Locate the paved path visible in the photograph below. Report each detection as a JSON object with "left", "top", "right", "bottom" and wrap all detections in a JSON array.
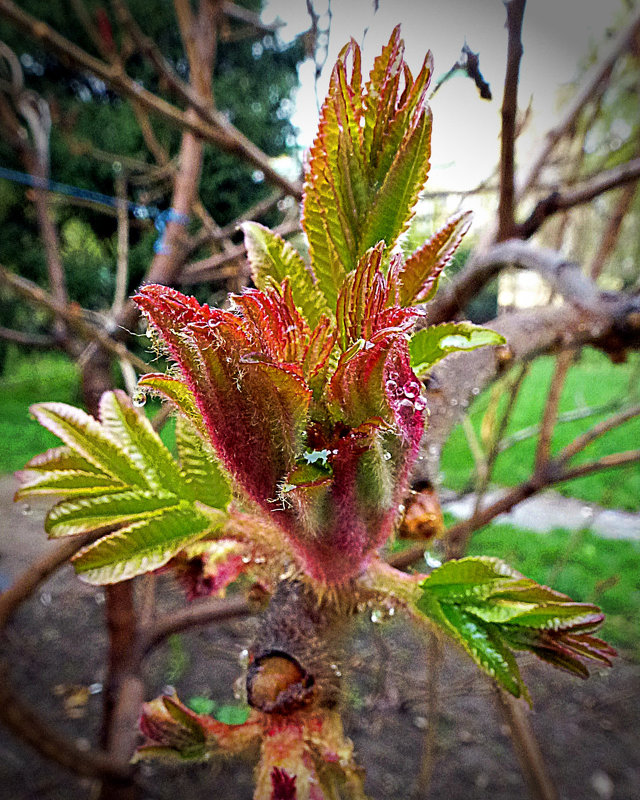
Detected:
[{"left": 444, "top": 489, "right": 640, "bottom": 541}]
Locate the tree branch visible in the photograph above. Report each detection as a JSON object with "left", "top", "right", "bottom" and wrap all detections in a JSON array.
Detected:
[
  {"left": 517, "top": 156, "right": 640, "bottom": 239},
  {"left": 0, "top": 264, "right": 149, "bottom": 372},
  {"left": 0, "top": 326, "right": 55, "bottom": 347},
  {"left": 0, "top": 0, "right": 302, "bottom": 200},
  {"left": 558, "top": 404, "right": 640, "bottom": 463},
  {"left": 497, "top": 0, "right": 526, "bottom": 241},
  {"left": 518, "top": 8, "right": 640, "bottom": 196}
]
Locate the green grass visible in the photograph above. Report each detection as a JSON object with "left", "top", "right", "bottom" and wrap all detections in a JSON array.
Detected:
[
  {"left": 441, "top": 348, "right": 640, "bottom": 510},
  {"left": 466, "top": 522, "right": 640, "bottom": 658},
  {"left": 0, "top": 350, "right": 175, "bottom": 473},
  {"left": 0, "top": 352, "right": 82, "bottom": 473}
]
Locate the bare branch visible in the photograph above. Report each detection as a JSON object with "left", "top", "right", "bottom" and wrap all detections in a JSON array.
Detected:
[
  {"left": 141, "top": 594, "right": 252, "bottom": 653},
  {"left": 496, "top": 689, "right": 559, "bottom": 800},
  {"left": 534, "top": 350, "right": 573, "bottom": 473},
  {"left": 558, "top": 404, "right": 640, "bottom": 463},
  {"left": 0, "top": 326, "right": 55, "bottom": 347},
  {"left": 517, "top": 156, "right": 640, "bottom": 239},
  {"left": 518, "top": 8, "right": 640, "bottom": 196},
  {"left": 0, "top": 264, "right": 149, "bottom": 372},
  {"left": 497, "top": 0, "right": 526, "bottom": 241},
  {"left": 559, "top": 448, "right": 640, "bottom": 482},
  {"left": 428, "top": 238, "right": 626, "bottom": 323},
  {"left": 0, "top": 662, "right": 133, "bottom": 782},
  {"left": 0, "top": 0, "right": 302, "bottom": 200}
]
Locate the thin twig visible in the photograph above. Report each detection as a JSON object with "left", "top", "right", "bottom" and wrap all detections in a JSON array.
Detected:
[
  {"left": 0, "top": 0, "right": 303, "bottom": 199},
  {"left": 497, "top": 0, "right": 526, "bottom": 241},
  {"left": 140, "top": 594, "right": 252, "bottom": 654},
  {"left": 496, "top": 689, "right": 559, "bottom": 800},
  {"left": 534, "top": 350, "right": 574, "bottom": 474},
  {"left": 518, "top": 8, "right": 640, "bottom": 196},
  {"left": 558, "top": 404, "right": 640, "bottom": 463},
  {"left": 0, "top": 264, "right": 149, "bottom": 372},
  {"left": 518, "top": 156, "right": 640, "bottom": 239}
]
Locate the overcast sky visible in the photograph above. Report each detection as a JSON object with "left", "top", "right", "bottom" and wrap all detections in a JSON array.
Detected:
[{"left": 264, "top": 0, "right": 623, "bottom": 191}]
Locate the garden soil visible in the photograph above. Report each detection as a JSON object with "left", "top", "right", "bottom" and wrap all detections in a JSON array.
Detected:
[{"left": 1, "top": 476, "right": 638, "bottom": 800}]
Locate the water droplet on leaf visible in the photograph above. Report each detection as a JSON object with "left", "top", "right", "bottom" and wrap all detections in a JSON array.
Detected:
[{"left": 132, "top": 390, "right": 146, "bottom": 407}]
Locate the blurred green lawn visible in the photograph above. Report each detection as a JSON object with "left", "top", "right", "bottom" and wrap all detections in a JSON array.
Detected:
[{"left": 441, "top": 348, "right": 640, "bottom": 511}]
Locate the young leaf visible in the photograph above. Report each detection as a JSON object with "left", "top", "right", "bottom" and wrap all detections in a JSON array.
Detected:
[
  {"left": 242, "top": 222, "right": 330, "bottom": 327},
  {"left": 409, "top": 322, "right": 506, "bottom": 376},
  {"left": 359, "top": 107, "right": 432, "bottom": 254},
  {"left": 98, "top": 390, "right": 184, "bottom": 493},
  {"left": 416, "top": 557, "right": 614, "bottom": 698},
  {"left": 45, "top": 489, "right": 180, "bottom": 537},
  {"left": 29, "top": 402, "right": 149, "bottom": 488},
  {"left": 398, "top": 211, "right": 472, "bottom": 305},
  {"left": 175, "top": 414, "right": 230, "bottom": 509},
  {"left": 71, "top": 503, "right": 218, "bottom": 584}
]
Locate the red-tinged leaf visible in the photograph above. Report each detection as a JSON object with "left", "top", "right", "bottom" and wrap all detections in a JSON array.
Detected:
[
  {"left": 360, "top": 107, "right": 432, "bottom": 254},
  {"left": 336, "top": 245, "right": 416, "bottom": 351},
  {"left": 136, "top": 694, "right": 261, "bottom": 763},
  {"left": 137, "top": 373, "right": 206, "bottom": 438},
  {"left": 301, "top": 315, "right": 336, "bottom": 382},
  {"left": 362, "top": 25, "right": 404, "bottom": 169},
  {"left": 328, "top": 338, "right": 395, "bottom": 428},
  {"left": 170, "top": 540, "right": 248, "bottom": 600},
  {"left": 136, "top": 286, "right": 312, "bottom": 507},
  {"left": 241, "top": 222, "right": 330, "bottom": 327},
  {"left": 398, "top": 211, "right": 472, "bottom": 305},
  {"left": 233, "top": 283, "right": 308, "bottom": 368},
  {"left": 271, "top": 767, "right": 297, "bottom": 800},
  {"left": 374, "top": 50, "right": 434, "bottom": 182}
]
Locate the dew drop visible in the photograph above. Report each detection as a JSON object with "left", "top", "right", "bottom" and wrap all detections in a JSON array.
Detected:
[
  {"left": 241, "top": 555, "right": 252, "bottom": 564},
  {"left": 88, "top": 682, "right": 103, "bottom": 695},
  {"left": 238, "top": 648, "right": 250, "bottom": 668},
  {"left": 472, "top": 387, "right": 480, "bottom": 396},
  {"left": 370, "top": 609, "right": 384, "bottom": 624},
  {"left": 414, "top": 396, "right": 427, "bottom": 412},
  {"left": 404, "top": 381, "right": 421, "bottom": 399},
  {"left": 385, "top": 379, "right": 398, "bottom": 393},
  {"left": 254, "top": 556, "right": 266, "bottom": 564},
  {"left": 40, "top": 591, "right": 52, "bottom": 606},
  {"left": 21, "top": 503, "right": 32, "bottom": 516},
  {"left": 132, "top": 389, "right": 146, "bottom": 408},
  {"left": 383, "top": 451, "right": 392, "bottom": 461},
  {"left": 424, "top": 551, "right": 442, "bottom": 569},
  {"left": 387, "top": 371, "right": 399, "bottom": 381},
  {"left": 397, "top": 398, "right": 414, "bottom": 416},
  {"left": 450, "top": 398, "right": 458, "bottom": 407}
]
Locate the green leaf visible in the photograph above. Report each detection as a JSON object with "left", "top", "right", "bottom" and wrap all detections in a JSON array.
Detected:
[
  {"left": 213, "top": 705, "right": 251, "bottom": 726},
  {"left": 21, "top": 446, "right": 105, "bottom": 474},
  {"left": 137, "top": 374, "right": 206, "bottom": 438},
  {"left": 242, "top": 222, "right": 330, "bottom": 326},
  {"left": 29, "top": 402, "right": 148, "bottom": 487},
  {"left": 45, "top": 489, "right": 179, "bottom": 537},
  {"left": 98, "top": 391, "right": 185, "bottom": 493},
  {"left": 415, "top": 557, "right": 612, "bottom": 697},
  {"left": 15, "top": 470, "right": 126, "bottom": 500},
  {"left": 360, "top": 108, "right": 432, "bottom": 253},
  {"left": 72, "top": 504, "right": 216, "bottom": 584},
  {"left": 410, "top": 322, "right": 506, "bottom": 376},
  {"left": 437, "top": 604, "right": 527, "bottom": 698},
  {"left": 175, "top": 414, "right": 230, "bottom": 509}
]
